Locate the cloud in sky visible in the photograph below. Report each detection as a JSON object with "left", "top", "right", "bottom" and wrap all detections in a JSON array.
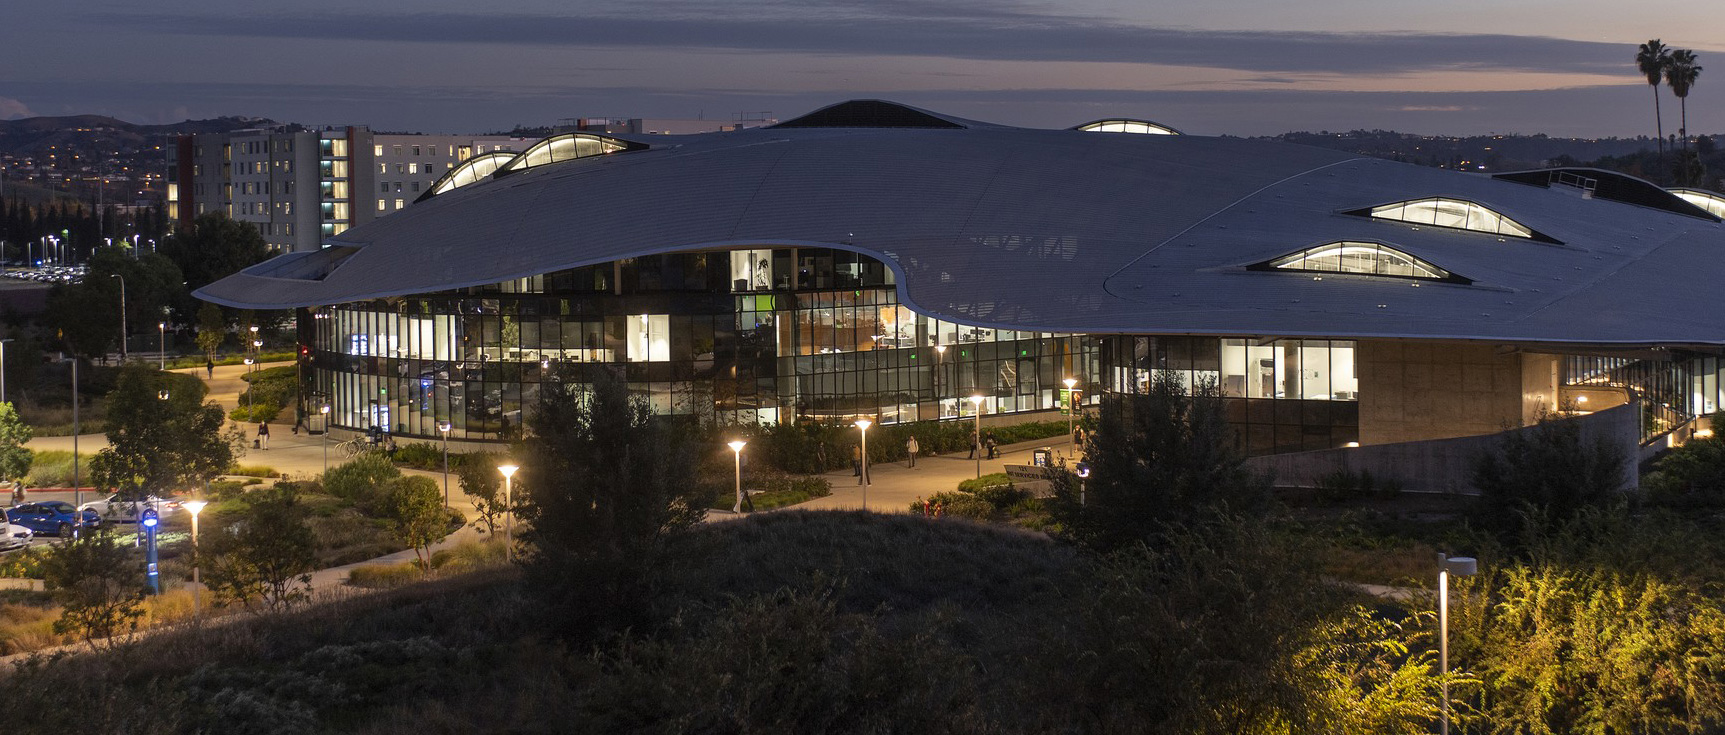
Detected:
[
  {"left": 0, "top": 97, "right": 34, "bottom": 119},
  {"left": 96, "top": 8, "right": 1628, "bottom": 77}
]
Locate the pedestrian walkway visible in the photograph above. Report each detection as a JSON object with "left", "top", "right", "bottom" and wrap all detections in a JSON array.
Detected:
[{"left": 792, "top": 436, "right": 1078, "bottom": 513}]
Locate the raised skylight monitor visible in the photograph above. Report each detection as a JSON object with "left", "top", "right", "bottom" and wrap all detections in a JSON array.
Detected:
[
  {"left": 1669, "top": 188, "right": 1725, "bottom": 218},
  {"left": 1347, "top": 197, "right": 1555, "bottom": 242},
  {"left": 498, "top": 133, "right": 637, "bottom": 175},
  {"left": 1073, "top": 119, "right": 1181, "bottom": 135},
  {"left": 419, "top": 151, "right": 516, "bottom": 202},
  {"left": 1253, "top": 241, "right": 1470, "bottom": 284}
]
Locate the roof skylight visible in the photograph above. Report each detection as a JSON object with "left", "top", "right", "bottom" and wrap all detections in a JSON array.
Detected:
[
  {"left": 1254, "top": 241, "right": 1469, "bottom": 283},
  {"left": 1669, "top": 188, "right": 1725, "bottom": 218},
  {"left": 1349, "top": 197, "right": 1546, "bottom": 241},
  {"left": 498, "top": 133, "right": 636, "bottom": 175},
  {"left": 1073, "top": 119, "right": 1181, "bottom": 135},
  {"left": 418, "top": 151, "right": 516, "bottom": 202}
]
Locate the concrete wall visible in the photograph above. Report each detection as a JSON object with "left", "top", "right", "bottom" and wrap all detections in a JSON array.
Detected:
[
  {"left": 1246, "top": 401, "right": 1641, "bottom": 494},
  {"left": 1359, "top": 341, "right": 1528, "bottom": 445}
]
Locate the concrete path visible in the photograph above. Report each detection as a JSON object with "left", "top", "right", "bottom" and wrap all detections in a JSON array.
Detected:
[{"left": 783, "top": 436, "right": 1079, "bottom": 514}]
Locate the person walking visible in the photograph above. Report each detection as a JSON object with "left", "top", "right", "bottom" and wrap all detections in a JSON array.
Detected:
[
  {"left": 985, "top": 432, "right": 998, "bottom": 460},
  {"left": 257, "top": 421, "right": 270, "bottom": 450},
  {"left": 852, "top": 444, "right": 863, "bottom": 478},
  {"left": 906, "top": 435, "right": 919, "bottom": 468},
  {"left": 205, "top": 358, "right": 215, "bottom": 379},
  {"left": 968, "top": 430, "right": 979, "bottom": 459}
]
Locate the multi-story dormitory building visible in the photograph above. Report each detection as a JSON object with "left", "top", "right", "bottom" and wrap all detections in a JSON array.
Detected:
[{"left": 167, "top": 126, "right": 531, "bottom": 252}]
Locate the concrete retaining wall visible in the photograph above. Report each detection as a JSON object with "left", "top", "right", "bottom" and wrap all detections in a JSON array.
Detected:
[{"left": 1246, "top": 402, "right": 1641, "bottom": 494}]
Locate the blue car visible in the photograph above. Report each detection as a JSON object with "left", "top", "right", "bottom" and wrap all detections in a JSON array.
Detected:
[{"left": 8, "top": 501, "right": 100, "bottom": 537}]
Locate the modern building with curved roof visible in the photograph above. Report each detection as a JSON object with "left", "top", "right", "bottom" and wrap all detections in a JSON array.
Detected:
[{"left": 199, "top": 100, "right": 1725, "bottom": 454}]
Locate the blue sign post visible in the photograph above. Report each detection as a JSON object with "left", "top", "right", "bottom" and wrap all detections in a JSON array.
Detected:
[{"left": 140, "top": 508, "right": 160, "bottom": 595}]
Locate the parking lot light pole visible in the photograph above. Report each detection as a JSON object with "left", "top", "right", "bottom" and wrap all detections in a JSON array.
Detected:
[
  {"left": 320, "top": 405, "right": 331, "bottom": 474},
  {"left": 158, "top": 322, "right": 166, "bottom": 370},
  {"left": 1063, "top": 378, "right": 1078, "bottom": 441},
  {"left": 1440, "top": 553, "right": 1478, "bottom": 735},
  {"left": 438, "top": 421, "right": 452, "bottom": 507},
  {"left": 727, "top": 440, "right": 747, "bottom": 513},
  {"left": 968, "top": 395, "right": 985, "bottom": 479},
  {"left": 182, "top": 500, "right": 208, "bottom": 612},
  {"left": 498, "top": 464, "right": 519, "bottom": 562},
  {"left": 853, "top": 420, "right": 872, "bottom": 508}
]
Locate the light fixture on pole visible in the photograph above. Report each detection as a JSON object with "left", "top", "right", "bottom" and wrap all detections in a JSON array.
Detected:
[
  {"left": 182, "top": 500, "right": 208, "bottom": 611},
  {"left": 157, "top": 390, "right": 169, "bottom": 400},
  {"left": 968, "top": 395, "right": 985, "bottom": 479},
  {"left": 1075, "top": 462, "right": 1091, "bottom": 506},
  {"left": 1062, "top": 377, "right": 1079, "bottom": 441},
  {"left": 1439, "top": 553, "right": 1477, "bottom": 735},
  {"left": 109, "top": 273, "right": 127, "bottom": 362},
  {"left": 243, "top": 357, "right": 255, "bottom": 414},
  {"left": 853, "top": 419, "right": 871, "bottom": 508},
  {"left": 727, "top": 440, "right": 747, "bottom": 513},
  {"left": 437, "top": 421, "right": 453, "bottom": 506},
  {"left": 158, "top": 322, "right": 166, "bottom": 371},
  {"left": 319, "top": 404, "right": 331, "bottom": 474},
  {"left": 498, "top": 464, "right": 519, "bottom": 562}
]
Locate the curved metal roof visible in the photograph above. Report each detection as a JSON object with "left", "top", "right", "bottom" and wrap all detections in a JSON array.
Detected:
[{"left": 198, "top": 100, "right": 1725, "bottom": 348}]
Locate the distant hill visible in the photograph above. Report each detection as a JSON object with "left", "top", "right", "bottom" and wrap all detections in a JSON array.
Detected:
[{"left": 0, "top": 114, "right": 276, "bottom": 158}]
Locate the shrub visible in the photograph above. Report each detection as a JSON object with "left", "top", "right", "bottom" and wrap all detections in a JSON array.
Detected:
[
  {"left": 958, "top": 472, "right": 1012, "bottom": 493},
  {"left": 0, "top": 547, "right": 50, "bottom": 579},
  {"left": 1644, "top": 434, "right": 1725, "bottom": 509},
  {"left": 430, "top": 538, "right": 509, "bottom": 574},
  {"left": 225, "top": 463, "right": 278, "bottom": 478},
  {"left": 322, "top": 453, "right": 400, "bottom": 506},
  {"left": 22, "top": 450, "right": 85, "bottom": 489},
  {"left": 345, "top": 562, "right": 423, "bottom": 589},
  {"left": 974, "top": 484, "right": 1032, "bottom": 511},
  {"left": 911, "top": 491, "right": 994, "bottom": 520},
  {"left": 1472, "top": 413, "right": 1627, "bottom": 540},
  {"left": 1312, "top": 468, "right": 1403, "bottom": 504},
  {"left": 228, "top": 402, "right": 282, "bottom": 424},
  {"left": 390, "top": 442, "right": 453, "bottom": 471}
]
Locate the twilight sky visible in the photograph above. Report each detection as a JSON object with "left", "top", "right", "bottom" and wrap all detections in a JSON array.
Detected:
[{"left": 2, "top": 0, "right": 1720, "bottom": 137}]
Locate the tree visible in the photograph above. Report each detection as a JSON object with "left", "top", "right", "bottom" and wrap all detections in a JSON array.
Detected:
[
  {"left": 383, "top": 475, "right": 448, "bottom": 572},
  {"left": 89, "top": 364, "right": 239, "bottom": 499},
  {"left": 0, "top": 402, "right": 32, "bottom": 483},
  {"left": 456, "top": 451, "right": 507, "bottom": 536},
  {"left": 1470, "top": 412, "right": 1627, "bottom": 541},
  {"left": 41, "top": 531, "right": 146, "bottom": 649},
  {"left": 1642, "top": 414, "right": 1725, "bottom": 509},
  {"left": 1665, "top": 49, "right": 1703, "bottom": 155},
  {"left": 322, "top": 451, "right": 399, "bottom": 505},
  {"left": 519, "top": 372, "right": 706, "bottom": 637},
  {"left": 157, "top": 212, "right": 270, "bottom": 293},
  {"left": 200, "top": 484, "right": 319, "bottom": 612},
  {"left": 1637, "top": 40, "right": 1672, "bottom": 178},
  {"left": 43, "top": 276, "right": 119, "bottom": 361},
  {"left": 84, "top": 245, "right": 186, "bottom": 334},
  {"left": 1047, "top": 371, "right": 1265, "bottom": 553},
  {"left": 195, "top": 300, "right": 226, "bottom": 361}
]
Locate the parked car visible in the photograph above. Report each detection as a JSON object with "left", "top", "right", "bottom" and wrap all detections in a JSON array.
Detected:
[
  {"left": 78, "top": 494, "right": 181, "bottom": 524},
  {"left": 0, "top": 510, "right": 31, "bottom": 551},
  {"left": 8, "top": 502, "right": 100, "bottom": 537}
]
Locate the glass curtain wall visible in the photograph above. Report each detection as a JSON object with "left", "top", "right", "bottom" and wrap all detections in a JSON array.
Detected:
[
  {"left": 302, "top": 247, "right": 1096, "bottom": 441},
  {"left": 1563, "top": 353, "right": 1725, "bottom": 440},
  {"left": 1099, "top": 336, "right": 1360, "bottom": 455}
]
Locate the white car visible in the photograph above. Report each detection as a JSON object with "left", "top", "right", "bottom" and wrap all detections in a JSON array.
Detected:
[
  {"left": 0, "top": 511, "right": 31, "bottom": 551},
  {"left": 77, "top": 495, "right": 182, "bottom": 524}
]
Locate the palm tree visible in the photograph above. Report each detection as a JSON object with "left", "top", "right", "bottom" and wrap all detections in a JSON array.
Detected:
[
  {"left": 1637, "top": 40, "right": 1671, "bottom": 172},
  {"left": 1665, "top": 49, "right": 1702, "bottom": 155}
]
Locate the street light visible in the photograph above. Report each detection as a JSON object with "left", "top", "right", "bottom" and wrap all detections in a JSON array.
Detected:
[
  {"left": 158, "top": 322, "right": 166, "bottom": 371},
  {"left": 933, "top": 344, "right": 946, "bottom": 413},
  {"left": 182, "top": 500, "right": 208, "bottom": 611},
  {"left": 727, "top": 440, "right": 747, "bottom": 513},
  {"left": 438, "top": 421, "right": 452, "bottom": 507},
  {"left": 853, "top": 419, "right": 872, "bottom": 508},
  {"left": 243, "top": 357, "right": 255, "bottom": 415},
  {"left": 319, "top": 404, "right": 331, "bottom": 474},
  {"left": 1063, "top": 377, "right": 1079, "bottom": 442},
  {"left": 968, "top": 395, "right": 985, "bottom": 479},
  {"left": 1075, "top": 462, "right": 1091, "bottom": 506},
  {"left": 109, "top": 274, "right": 126, "bottom": 362},
  {"left": 1439, "top": 553, "right": 1478, "bottom": 735},
  {"left": 498, "top": 464, "right": 518, "bottom": 562}
]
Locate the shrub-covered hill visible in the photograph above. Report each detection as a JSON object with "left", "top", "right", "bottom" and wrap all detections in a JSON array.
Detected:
[{"left": 1, "top": 512, "right": 1420, "bottom": 735}]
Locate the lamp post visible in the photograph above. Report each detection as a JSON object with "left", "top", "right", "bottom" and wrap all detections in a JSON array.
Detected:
[
  {"left": 853, "top": 419, "right": 871, "bottom": 509},
  {"left": 438, "top": 421, "right": 452, "bottom": 507},
  {"left": 727, "top": 440, "right": 747, "bottom": 513},
  {"left": 182, "top": 500, "right": 208, "bottom": 611},
  {"left": 1439, "top": 553, "right": 1478, "bottom": 735},
  {"left": 968, "top": 395, "right": 985, "bottom": 479},
  {"left": 1063, "top": 377, "right": 1078, "bottom": 441},
  {"left": 1075, "top": 462, "right": 1091, "bottom": 506},
  {"left": 319, "top": 404, "right": 331, "bottom": 474},
  {"left": 243, "top": 357, "right": 255, "bottom": 415},
  {"left": 109, "top": 273, "right": 126, "bottom": 363},
  {"left": 158, "top": 322, "right": 166, "bottom": 371},
  {"left": 498, "top": 464, "right": 518, "bottom": 562}
]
